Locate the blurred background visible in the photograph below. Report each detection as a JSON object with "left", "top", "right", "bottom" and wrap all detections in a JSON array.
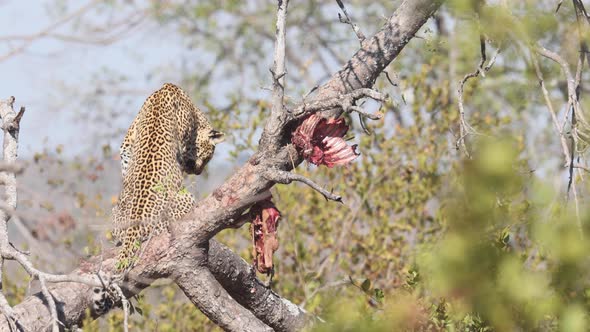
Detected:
[{"left": 1, "top": 0, "right": 590, "bottom": 331}]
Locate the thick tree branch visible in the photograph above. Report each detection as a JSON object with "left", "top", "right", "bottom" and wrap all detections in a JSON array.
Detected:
[
  {"left": 207, "top": 240, "right": 311, "bottom": 332},
  {"left": 316, "top": 0, "right": 443, "bottom": 118},
  {"left": 174, "top": 265, "right": 272, "bottom": 332},
  {"left": 0, "top": 238, "right": 307, "bottom": 331}
]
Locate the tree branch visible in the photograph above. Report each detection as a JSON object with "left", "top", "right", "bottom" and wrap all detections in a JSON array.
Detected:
[
  {"left": 174, "top": 265, "right": 272, "bottom": 332},
  {"left": 263, "top": 169, "right": 343, "bottom": 202},
  {"left": 336, "top": 0, "right": 366, "bottom": 44},
  {"left": 207, "top": 240, "right": 311, "bottom": 332}
]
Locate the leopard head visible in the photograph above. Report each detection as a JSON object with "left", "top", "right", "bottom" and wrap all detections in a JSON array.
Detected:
[{"left": 185, "top": 128, "right": 225, "bottom": 175}]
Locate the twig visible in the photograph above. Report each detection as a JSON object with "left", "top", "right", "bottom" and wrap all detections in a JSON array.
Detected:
[
  {"left": 556, "top": 0, "right": 564, "bottom": 12},
  {"left": 0, "top": 1, "right": 101, "bottom": 62},
  {"left": 0, "top": 162, "right": 24, "bottom": 175},
  {"left": 112, "top": 284, "right": 129, "bottom": 332},
  {"left": 383, "top": 70, "right": 398, "bottom": 87},
  {"left": 536, "top": 43, "right": 585, "bottom": 237},
  {"left": 336, "top": 0, "right": 366, "bottom": 44},
  {"left": 456, "top": 37, "right": 501, "bottom": 157},
  {"left": 347, "top": 276, "right": 382, "bottom": 308},
  {"left": 300, "top": 279, "right": 351, "bottom": 307},
  {"left": 262, "top": 169, "right": 342, "bottom": 202},
  {"left": 38, "top": 275, "right": 60, "bottom": 332},
  {"left": 531, "top": 54, "right": 570, "bottom": 165},
  {"left": 572, "top": 163, "right": 590, "bottom": 172}
]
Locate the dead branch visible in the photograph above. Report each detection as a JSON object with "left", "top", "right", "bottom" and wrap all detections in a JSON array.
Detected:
[
  {"left": 0, "top": 1, "right": 100, "bottom": 62},
  {"left": 0, "top": 238, "right": 306, "bottom": 331},
  {"left": 207, "top": 240, "right": 311, "bottom": 331},
  {"left": 336, "top": 0, "right": 366, "bottom": 44},
  {"left": 531, "top": 54, "right": 570, "bottom": 166},
  {"left": 536, "top": 42, "right": 586, "bottom": 236},
  {"left": 456, "top": 36, "right": 501, "bottom": 157},
  {"left": 270, "top": 0, "right": 289, "bottom": 119},
  {"left": 263, "top": 169, "right": 342, "bottom": 202},
  {"left": 0, "top": 98, "right": 104, "bottom": 332},
  {"left": 112, "top": 284, "right": 128, "bottom": 332}
]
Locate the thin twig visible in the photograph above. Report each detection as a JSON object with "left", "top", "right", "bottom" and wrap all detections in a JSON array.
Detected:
[
  {"left": 38, "top": 275, "right": 60, "bottom": 332},
  {"left": 262, "top": 169, "right": 342, "bottom": 202},
  {"left": 536, "top": 42, "right": 585, "bottom": 237},
  {"left": 556, "top": 0, "right": 564, "bottom": 12},
  {"left": 456, "top": 37, "right": 501, "bottom": 157},
  {"left": 112, "top": 284, "right": 129, "bottom": 332},
  {"left": 336, "top": 0, "right": 366, "bottom": 44},
  {"left": 531, "top": 54, "right": 570, "bottom": 165},
  {"left": 0, "top": 1, "right": 101, "bottom": 62}
]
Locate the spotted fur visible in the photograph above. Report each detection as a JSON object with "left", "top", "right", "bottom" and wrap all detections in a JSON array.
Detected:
[{"left": 112, "top": 83, "right": 224, "bottom": 270}]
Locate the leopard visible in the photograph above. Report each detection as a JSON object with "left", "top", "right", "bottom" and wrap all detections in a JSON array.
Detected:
[
  {"left": 92, "top": 83, "right": 224, "bottom": 315},
  {"left": 112, "top": 82, "right": 224, "bottom": 270}
]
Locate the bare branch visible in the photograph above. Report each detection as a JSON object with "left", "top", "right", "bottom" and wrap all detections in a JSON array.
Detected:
[
  {"left": 0, "top": 1, "right": 101, "bottom": 62},
  {"left": 536, "top": 43, "right": 585, "bottom": 236},
  {"left": 315, "top": 0, "right": 443, "bottom": 119},
  {"left": 112, "top": 284, "right": 128, "bottom": 332},
  {"left": 531, "top": 54, "right": 570, "bottom": 165},
  {"left": 556, "top": 0, "right": 564, "bottom": 12},
  {"left": 456, "top": 38, "right": 501, "bottom": 157},
  {"left": 38, "top": 275, "right": 60, "bottom": 332},
  {"left": 0, "top": 162, "right": 24, "bottom": 175},
  {"left": 208, "top": 240, "right": 312, "bottom": 332},
  {"left": 263, "top": 169, "right": 342, "bottom": 202},
  {"left": 174, "top": 264, "right": 272, "bottom": 332},
  {"left": 336, "top": 0, "right": 366, "bottom": 44},
  {"left": 269, "top": 0, "right": 290, "bottom": 128},
  {"left": 0, "top": 97, "right": 22, "bottom": 329},
  {"left": 258, "top": 0, "right": 443, "bottom": 152}
]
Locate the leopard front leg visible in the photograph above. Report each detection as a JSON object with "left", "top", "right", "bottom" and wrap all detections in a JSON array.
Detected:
[{"left": 115, "top": 225, "right": 142, "bottom": 271}]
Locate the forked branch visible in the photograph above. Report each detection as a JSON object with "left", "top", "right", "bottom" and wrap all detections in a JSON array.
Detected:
[{"left": 263, "top": 169, "right": 342, "bottom": 202}]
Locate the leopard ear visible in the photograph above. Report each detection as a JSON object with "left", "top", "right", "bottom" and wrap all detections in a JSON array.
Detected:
[{"left": 209, "top": 130, "right": 225, "bottom": 144}]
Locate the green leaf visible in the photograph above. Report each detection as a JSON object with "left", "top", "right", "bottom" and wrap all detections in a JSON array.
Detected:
[
  {"left": 373, "top": 288, "right": 384, "bottom": 302},
  {"left": 361, "top": 278, "right": 371, "bottom": 292}
]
